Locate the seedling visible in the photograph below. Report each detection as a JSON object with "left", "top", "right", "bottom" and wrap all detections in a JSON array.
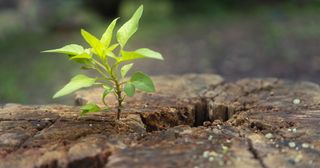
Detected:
[{"left": 43, "top": 5, "right": 163, "bottom": 119}]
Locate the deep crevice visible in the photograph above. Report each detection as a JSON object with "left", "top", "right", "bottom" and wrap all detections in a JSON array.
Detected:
[
  {"left": 139, "top": 97, "right": 237, "bottom": 131},
  {"left": 19, "top": 117, "right": 59, "bottom": 149},
  {"left": 247, "top": 138, "right": 267, "bottom": 168},
  {"left": 67, "top": 150, "right": 111, "bottom": 168},
  {"left": 193, "top": 98, "right": 210, "bottom": 126}
]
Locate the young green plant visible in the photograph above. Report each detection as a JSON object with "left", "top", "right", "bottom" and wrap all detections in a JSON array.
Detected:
[{"left": 42, "top": 5, "right": 163, "bottom": 119}]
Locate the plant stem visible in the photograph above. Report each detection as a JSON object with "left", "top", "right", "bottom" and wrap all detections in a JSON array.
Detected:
[
  {"left": 109, "top": 65, "right": 123, "bottom": 120},
  {"left": 114, "top": 77, "right": 123, "bottom": 120}
]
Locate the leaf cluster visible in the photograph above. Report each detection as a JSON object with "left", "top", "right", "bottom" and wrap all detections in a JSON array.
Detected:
[{"left": 43, "top": 5, "right": 163, "bottom": 115}]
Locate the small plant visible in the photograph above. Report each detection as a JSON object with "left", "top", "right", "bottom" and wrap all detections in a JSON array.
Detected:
[{"left": 43, "top": 5, "right": 163, "bottom": 119}]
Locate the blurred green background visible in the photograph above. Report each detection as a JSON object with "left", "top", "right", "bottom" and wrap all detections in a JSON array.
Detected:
[{"left": 1, "top": 0, "right": 320, "bottom": 105}]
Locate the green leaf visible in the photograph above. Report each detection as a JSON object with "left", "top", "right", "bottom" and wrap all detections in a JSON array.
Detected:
[
  {"left": 69, "top": 53, "right": 92, "bottom": 64},
  {"left": 101, "top": 18, "right": 119, "bottom": 48},
  {"left": 80, "top": 103, "right": 101, "bottom": 116},
  {"left": 42, "top": 44, "right": 84, "bottom": 55},
  {"left": 69, "top": 52, "right": 91, "bottom": 60},
  {"left": 108, "top": 44, "right": 119, "bottom": 51},
  {"left": 121, "top": 63, "right": 133, "bottom": 78},
  {"left": 53, "top": 74, "right": 96, "bottom": 98},
  {"left": 130, "top": 72, "right": 155, "bottom": 92},
  {"left": 135, "top": 48, "right": 163, "bottom": 60},
  {"left": 124, "top": 82, "right": 135, "bottom": 97},
  {"left": 119, "top": 48, "right": 163, "bottom": 62},
  {"left": 105, "top": 44, "right": 118, "bottom": 59},
  {"left": 102, "top": 85, "right": 113, "bottom": 103},
  {"left": 81, "top": 29, "right": 104, "bottom": 57},
  {"left": 116, "top": 5, "right": 143, "bottom": 48},
  {"left": 106, "top": 51, "right": 118, "bottom": 60}
]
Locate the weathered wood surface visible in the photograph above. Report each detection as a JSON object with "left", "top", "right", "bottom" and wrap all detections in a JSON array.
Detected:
[{"left": 0, "top": 74, "right": 320, "bottom": 168}]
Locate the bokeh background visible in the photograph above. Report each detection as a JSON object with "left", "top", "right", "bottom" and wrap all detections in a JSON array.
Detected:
[{"left": 1, "top": 0, "right": 320, "bottom": 105}]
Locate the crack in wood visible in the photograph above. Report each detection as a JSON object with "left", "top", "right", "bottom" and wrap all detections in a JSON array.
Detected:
[
  {"left": 247, "top": 138, "right": 267, "bottom": 168},
  {"left": 19, "top": 117, "right": 60, "bottom": 149}
]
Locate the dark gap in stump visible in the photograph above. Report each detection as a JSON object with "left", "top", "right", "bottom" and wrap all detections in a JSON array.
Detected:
[
  {"left": 207, "top": 100, "right": 235, "bottom": 122},
  {"left": 140, "top": 98, "right": 237, "bottom": 131},
  {"left": 67, "top": 150, "right": 111, "bottom": 168},
  {"left": 193, "top": 98, "right": 209, "bottom": 126},
  {"left": 194, "top": 98, "right": 236, "bottom": 127}
]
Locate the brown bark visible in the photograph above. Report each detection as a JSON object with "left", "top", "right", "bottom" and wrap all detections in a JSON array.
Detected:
[{"left": 1, "top": 74, "right": 320, "bottom": 168}]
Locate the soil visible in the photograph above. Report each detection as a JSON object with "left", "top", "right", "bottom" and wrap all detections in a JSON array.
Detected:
[{"left": 0, "top": 74, "right": 320, "bottom": 168}]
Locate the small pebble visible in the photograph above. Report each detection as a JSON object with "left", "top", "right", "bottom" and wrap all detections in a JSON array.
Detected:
[
  {"left": 217, "top": 125, "right": 222, "bottom": 129},
  {"left": 293, "top": 98, "right": 301, "bottom": 105},
  {"left": 209, "top": 151, "right": 218, "bottom": 157},
  {"left": 288, "top": 128, "right": 292, "bottom": 132},
  {"left": 203, "top": 121, "right": 211, "bottom": 127},
  {"left": 288, "top": 142, "right": 296, "bottom": 148},
  {"left": 209, "top": 157, "right": 214, "bottom": 162},
  {"left": 89, "top": 124, "right": 93, "bottom": 127},
  {"left": 302, "top": 143, "right": 309, "bottom": 148},
  {"left": 196, "top": 141, "right": 204, "bottom": 145},
  {"left": 275, "top": 144, "right": 279, "bottom": 148},
  {"left": 208, "top": 135, "right": 213, "bottom": 141},
  {"left": 44, "top": 118, "right": 51, "bottom": 121},
  {"left": 203, "top": 151, "right": 209, "bottom": 158},
  {"left": 292, "top": 128, "right": 297, "bottom": 132},
  {"left": 36, "top": 123, "right": 41, "bottom": 127},
  {"left": 265, "top": 133, "right": 273, "bottom": 139},
  {"left": 169, "top": 107, "right": 175, "bottom": 112}
]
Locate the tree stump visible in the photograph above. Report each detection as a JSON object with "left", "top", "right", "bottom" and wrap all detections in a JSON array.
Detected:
[{"left": 0, "top": 74, "right": 320, "bottom": 168}]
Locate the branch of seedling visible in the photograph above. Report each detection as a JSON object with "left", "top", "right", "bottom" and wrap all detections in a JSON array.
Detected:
[
  {"left": 42, "top": 5, "right": 163, "bottom": 120},
  {"left": 91, "top": 57, "right": 122, "bottom": 119}
]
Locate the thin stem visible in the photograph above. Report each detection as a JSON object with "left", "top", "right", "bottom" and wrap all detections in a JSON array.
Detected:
[
  {"left": 109, "top": 64, "right": 123, "bottom": 120},
  {"left": 119, "top": 81, "right": 129, "bottom": 85},
  {"left": 95, "top": 66, "right": 110, "bottom": 80},
  {"left": 102, "top": 96, "right": 108, "bottom": 106},
  {"left": 93, "top": 59, "right": 110, "bottom": 72},
  {"left": 92, "top": 56, "right": 123, "bottom": 120}
]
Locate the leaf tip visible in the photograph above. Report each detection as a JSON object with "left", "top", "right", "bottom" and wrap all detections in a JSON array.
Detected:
[
  {"left": 139, "top": 4, "right": 144, "bottom": 10},
  {"left": 52, "top": 94, "right": 59, "bottom": 99}
]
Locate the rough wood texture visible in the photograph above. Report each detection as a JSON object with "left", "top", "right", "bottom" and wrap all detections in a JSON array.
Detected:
[{"left": 0, "top": 74, "right": 320, "bottom": 168}]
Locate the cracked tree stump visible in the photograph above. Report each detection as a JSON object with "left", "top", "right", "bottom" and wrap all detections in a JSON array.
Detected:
[{"left": 0, "top": 74, "right": 320, "bottom": 168}]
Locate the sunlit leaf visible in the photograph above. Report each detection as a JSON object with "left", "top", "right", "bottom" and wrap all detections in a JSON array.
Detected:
[
  {"left": 116, "top": 5, "right": 143, "bottom": 48},
  {"left": 81, "top": 29, "right": 104, "bottom": 57},
  {"left": 119, "top": 48, "right": 163, "bottom": 62},
  {"left": 80, "top": 103, "right": 101, "bottom": 115},
  {"left": 135, "top": 48, "right": 163, "bottom": 60},
  {"left": 69, "top": 52, "right": 92, "bottom": 64},
  {"left": 69, "top": 52, "right": 91, "bottom": 60},
  {"left": 42, "top": 44, "right": 84, "bottom": 55},
  {"left": 124, "top": 82, "right": 135, "bottom": 97},
  {"left": 121, "top": 63, "right": 133, "bottom": 78},
  {"left": 53, "top": 74, "right": 96, "bottom": 98},
  {"left": 130, "top": 72, "right": 155, "bottom": 92},
  {"left": 101, "top": 18, "right": 119, "bottom": 48},
  {"left": 108, "top": 44, "right": 119, "bottom": 51},
  {"left": 106, "top": 50, "right": 118, "bottom": 60}
]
